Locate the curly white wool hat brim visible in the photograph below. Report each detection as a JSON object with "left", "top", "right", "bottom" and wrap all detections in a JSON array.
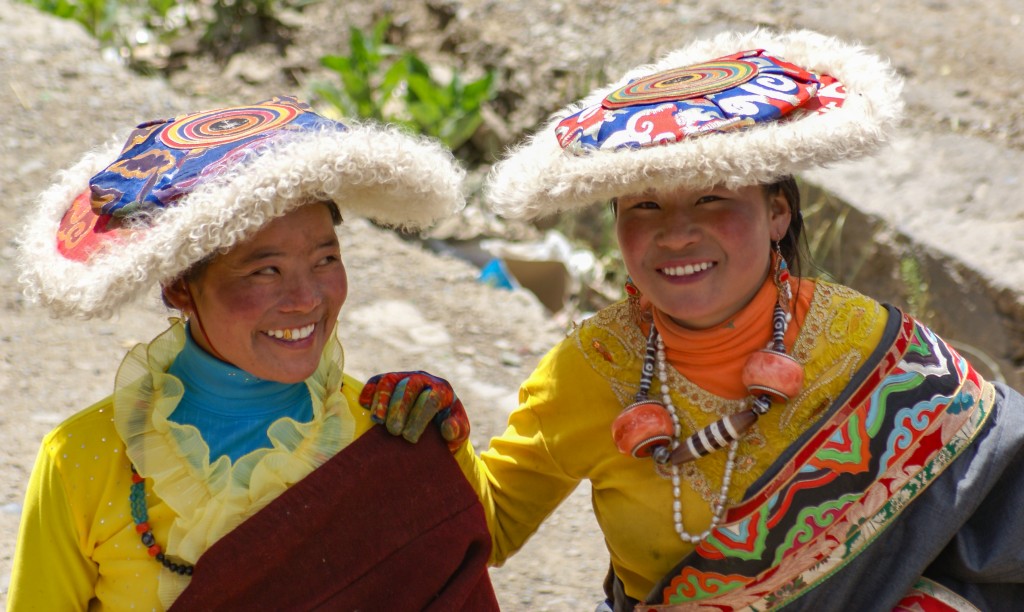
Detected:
[
  {"left": 485, "top": 28, "right": 904, "bottom": 219},
  {"left": 19, "top": 121, "right": 465, "bottom": 319}
]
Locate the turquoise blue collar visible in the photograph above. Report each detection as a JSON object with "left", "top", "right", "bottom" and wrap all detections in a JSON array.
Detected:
[
  {"left": 166, "top": 324, "right": 313, "bottom": 461},
  {"left": 167, "top": 324, "right": 310, "bottom": 415}
]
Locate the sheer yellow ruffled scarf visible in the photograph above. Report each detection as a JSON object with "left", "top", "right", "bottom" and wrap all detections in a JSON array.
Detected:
[{"left": 112, "top": 319, "right": 355, "bottom": 607}]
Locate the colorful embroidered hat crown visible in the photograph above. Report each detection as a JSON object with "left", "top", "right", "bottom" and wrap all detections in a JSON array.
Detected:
[
  {"left": 19, "top": 95, "right": 466, "bottom": 318},
  {"left": 485, "top": 29, "right": 904, "bottom": 219}
]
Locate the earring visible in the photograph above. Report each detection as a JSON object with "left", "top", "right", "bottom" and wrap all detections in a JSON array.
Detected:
[
  {"left": 737, "top": 241, "right": 804, "bottom": 411},
  {"left": 624, "top": 276, "right": 644, "bottom": 326},
  {"left": 772, "top": 241, "right": 792, "bottom": 324}
]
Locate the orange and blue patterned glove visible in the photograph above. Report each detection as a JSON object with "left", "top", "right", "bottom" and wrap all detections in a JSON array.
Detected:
[{"left": 359, "top": 371, "right": 470, "bottom": 452}]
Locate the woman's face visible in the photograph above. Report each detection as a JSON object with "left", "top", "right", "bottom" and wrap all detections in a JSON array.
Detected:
[
  {"left": 615, "top": 184, "right": 790, "bottom": 329},
  {"left": 166, "top": 203, "right": 348, "bottom": 383}
]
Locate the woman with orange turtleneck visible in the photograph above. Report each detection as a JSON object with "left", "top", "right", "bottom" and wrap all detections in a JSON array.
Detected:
[{"left": 364, "top": 30, "right": 1024, "bottom": 610}]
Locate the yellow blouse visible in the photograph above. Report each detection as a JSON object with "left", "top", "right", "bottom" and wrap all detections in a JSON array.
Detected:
[
  {"left": 8, "top": 321, "right": 374, "bottom": 611},
  {"left": 455, "top": 280, "right": 889, "bottom": 601}
]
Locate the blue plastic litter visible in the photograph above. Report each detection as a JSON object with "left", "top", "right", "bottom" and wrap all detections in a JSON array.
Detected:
[{"left": 478, "top": 257, "right": 518, "bottom": 290}]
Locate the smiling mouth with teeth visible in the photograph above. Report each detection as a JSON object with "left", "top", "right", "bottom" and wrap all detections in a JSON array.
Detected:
[
  {"left": 661, "top": 262, "right": 714, "bottom": 277},
  {"left": 263, "top": 323, "right": 316, "bottom": 341}
]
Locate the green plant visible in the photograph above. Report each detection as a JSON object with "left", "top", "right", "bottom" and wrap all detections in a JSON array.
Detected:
[
  {"left": 313, "top": 17, "right": 497, "bottom": 151},
  {"left": 402, "top": 55, "right": 495, "bottom": 150},
  {"left": 314, "top": 17, "right": 406, "bottom": 122},
  {"left": 21, "top": 0, "right": 128, "bottom": 44}
]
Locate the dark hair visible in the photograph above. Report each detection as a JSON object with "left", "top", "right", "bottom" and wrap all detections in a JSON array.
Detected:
[
  {"left": 160, "top": 200, "right": 343, "bottom": 308},
  {"left": 322, "top": 199, "right": 343, "bottom": 225},
  {"left": 763, "top": 176, "right": 803, "bottom": 275}
]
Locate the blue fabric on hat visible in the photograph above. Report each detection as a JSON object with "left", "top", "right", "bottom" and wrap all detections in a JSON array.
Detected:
[
  {"left": 555, "top": 50, "right": 834, "bottom": 153},
  {"left": 89, "top": 95, "right": 345, "bottom": 218}
]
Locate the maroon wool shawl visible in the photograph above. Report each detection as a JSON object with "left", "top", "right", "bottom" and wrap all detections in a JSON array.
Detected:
[{"left": 170, "top": 425, "right": 498, "bottom": 611}]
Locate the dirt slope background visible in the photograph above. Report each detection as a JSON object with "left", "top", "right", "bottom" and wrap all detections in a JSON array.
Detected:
[{"left": 2, "top": 1, "right": 1024, "bottom": 610}]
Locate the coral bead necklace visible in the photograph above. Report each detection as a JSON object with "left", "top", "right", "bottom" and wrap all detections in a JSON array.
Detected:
[{"left": 129, "top": 465, "right": 194, "bottom": 576}]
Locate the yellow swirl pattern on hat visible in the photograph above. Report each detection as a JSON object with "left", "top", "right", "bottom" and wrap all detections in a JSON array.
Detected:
[
  {"left": 603, "top": 59, "right": 758, "bottom": 108},
  {"left": 160, "top": 102, "right": 301, "bottom": 149}
]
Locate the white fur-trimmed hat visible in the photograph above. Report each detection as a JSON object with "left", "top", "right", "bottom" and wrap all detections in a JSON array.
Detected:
[
  {"left": 18, "top": 96, "right": 466, "bottom": 319},
  {"left": 485, "top": 29, "right": 904, "bottom": 219}
]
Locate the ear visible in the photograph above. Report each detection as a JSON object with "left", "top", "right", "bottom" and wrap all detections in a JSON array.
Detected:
[
  {"left": 162, "top": 278, "right": 193, "bottom": 313},
  {"left": 767, "top": 189, "right": 792, "bottom": 242}
]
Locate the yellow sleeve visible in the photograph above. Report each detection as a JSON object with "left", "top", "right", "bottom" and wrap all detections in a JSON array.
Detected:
[
  {"left": 8, "top": 430, "right": 98, "bottom": 610},
  {"left": 455, "top": 336, "right": 615, "bottom": 565}
]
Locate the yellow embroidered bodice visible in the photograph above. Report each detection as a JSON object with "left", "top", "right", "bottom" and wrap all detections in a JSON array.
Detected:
[{"left": 579, "top": 280, "right": 887, "bottom": 506}]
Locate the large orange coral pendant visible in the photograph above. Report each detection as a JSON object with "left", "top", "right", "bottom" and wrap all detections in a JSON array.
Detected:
[
  {"left": 742, "top": 349, "right": 804, "bottom": 403},
  {"left": 611, "top": 400, "right": 675, "bottom": 458}
]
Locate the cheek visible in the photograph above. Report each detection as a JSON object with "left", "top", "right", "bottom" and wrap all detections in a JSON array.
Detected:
[
  {"left": 615, "top": 219, "right": 643, "bottom": 270},
  {"left": 209, "top": 284, "right": 276, "bottom": 320},
  {"left": 719, "top": 210, "right": 771, "bottom": 248},
  {"left": 325, "top": 265, "right": 348, "bottom": 313},
  {"left": 720, "top": 213, "right": 773, "bottom": 277}
]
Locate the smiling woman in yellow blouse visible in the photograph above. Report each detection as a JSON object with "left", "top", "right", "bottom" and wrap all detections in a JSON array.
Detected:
[{"left": 9, "top": 96, "right": 494, "bottom": 610}]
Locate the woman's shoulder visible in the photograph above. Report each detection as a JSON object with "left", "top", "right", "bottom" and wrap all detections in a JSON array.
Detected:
[
  {"left": 796, "top": 278, "right": 889, "bottom": 351},
  {"left": 557, "top": 301, "right": 644, "bottom": 363},
  {"left": 34, "top": 395, "right": 128, "bottom": 489},
  {"left": 42, "top": 395, "right": 120, "bottom": 451},
  {"left": 806, "top": 278, "right": 881, "bottom": 306},
  {"left": 527, "top": 300, "right": 645, "bottom": 408},
  {"left": 791, "top": 278, "right": 892, "bottom": 391}
]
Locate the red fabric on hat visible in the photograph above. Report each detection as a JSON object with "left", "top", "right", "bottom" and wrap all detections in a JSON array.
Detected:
[{"left": 169, "top": 425, "right": 497, "bottom": 611}]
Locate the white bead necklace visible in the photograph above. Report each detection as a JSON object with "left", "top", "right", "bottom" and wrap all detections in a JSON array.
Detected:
[{"left": 656, "top": 335, "right": 738, "bottom": 543}]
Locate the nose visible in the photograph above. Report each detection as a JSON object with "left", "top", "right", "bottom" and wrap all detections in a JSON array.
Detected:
[
  {"left": 655, "top": 208, "right": 700, "bottom": 249},
  {"left": 280, "top": 272, "right": 322, "bottom": 312}
]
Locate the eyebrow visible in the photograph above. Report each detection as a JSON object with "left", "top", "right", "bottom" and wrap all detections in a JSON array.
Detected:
[{"left": 619, "top": 192, "right": 657, "bottom": 202}]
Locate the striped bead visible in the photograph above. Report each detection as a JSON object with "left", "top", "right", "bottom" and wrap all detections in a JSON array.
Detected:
[{"left": 670, "top": 409, "right": 757, "bottom": 464}]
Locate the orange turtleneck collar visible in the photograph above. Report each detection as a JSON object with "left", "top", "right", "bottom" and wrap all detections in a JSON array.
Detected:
[{"left": 652, "top": 275, "right": 815, "bottom": 399}]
